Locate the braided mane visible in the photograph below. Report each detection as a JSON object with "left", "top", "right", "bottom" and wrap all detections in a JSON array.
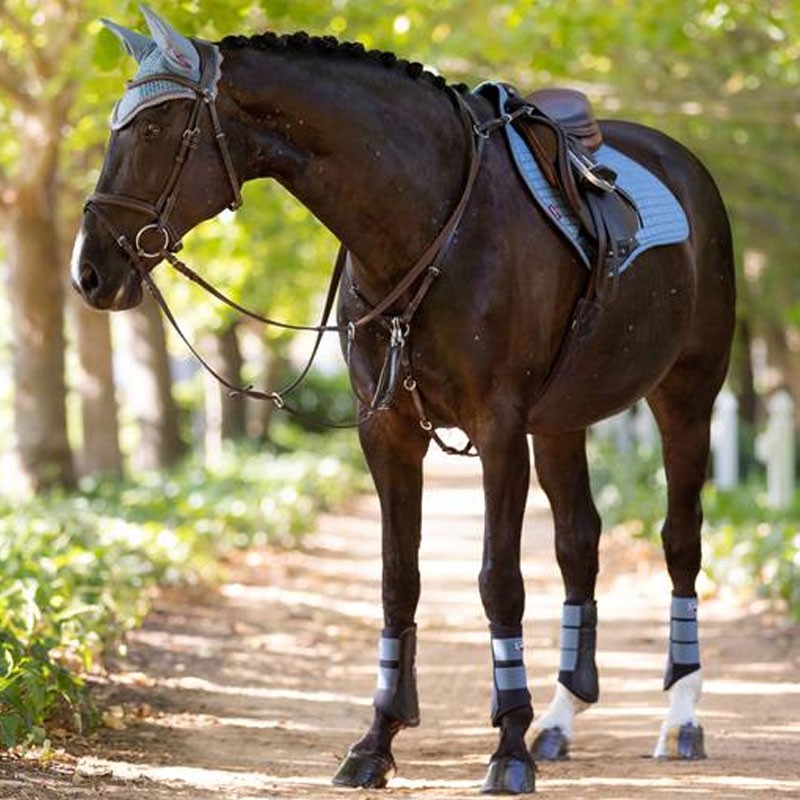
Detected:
[{"left": 218, "top": 31, "right": 468, "bottom": 94}]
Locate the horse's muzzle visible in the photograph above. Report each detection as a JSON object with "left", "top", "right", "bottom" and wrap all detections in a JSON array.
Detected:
[
  {"left": 71, "top": 227, "right": 144, "bottom": 311},
  {"left": 71, "top": 256, "right": 143, "bottom": 311}
]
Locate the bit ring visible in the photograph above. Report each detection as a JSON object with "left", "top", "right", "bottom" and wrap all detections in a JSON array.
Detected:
[{"left": 135, "top": 223, "right": 170, "bottom": 258}]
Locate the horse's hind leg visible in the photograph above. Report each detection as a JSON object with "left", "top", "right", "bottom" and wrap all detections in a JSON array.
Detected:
[
  {"left": 332, "top": 411, "right": 429, "bottom": 789},
  {"left": 647, "top": 356, "right": 728, "bottom": 760},
  {"left": 529, "top": 430, "right": 601, "bottom": 760}
]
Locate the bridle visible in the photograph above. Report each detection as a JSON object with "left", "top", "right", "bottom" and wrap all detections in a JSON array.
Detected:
[
  {"left": 84, "top": 40, "right": 241, "bottom": 272},
  {"left": 84, "top": 39, "right": 486, "bottom": 453}
]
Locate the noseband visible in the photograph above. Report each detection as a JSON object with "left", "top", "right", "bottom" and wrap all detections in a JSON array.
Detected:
[{"left": 84, "top": 40, "right": 241, "bottom": 270}]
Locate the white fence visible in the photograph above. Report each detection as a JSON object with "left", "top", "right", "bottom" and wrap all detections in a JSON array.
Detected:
[{"left": 594, "top": 389, "right": 797, "bottom": 510}]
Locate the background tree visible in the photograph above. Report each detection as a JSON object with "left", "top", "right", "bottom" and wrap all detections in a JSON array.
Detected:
[
  {"left": 1, "top": 0, "right": 798, "bottom": 495},
  {"left": 0, "top": 0, "right": 82, "bottom": 489}
]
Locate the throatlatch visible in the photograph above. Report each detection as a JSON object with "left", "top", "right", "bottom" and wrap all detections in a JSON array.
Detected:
[
  {"left": 557, "top": 600, "right": 599, "bottom": 704},
  {"left": 490, "top": 630, "right": 531, "bottom": 726},
  {"left": 664, "top": 596, "right": 700, "bottom": 690},
  {"left": 374, "top": 626, "right": 420, "bottom": 726}
]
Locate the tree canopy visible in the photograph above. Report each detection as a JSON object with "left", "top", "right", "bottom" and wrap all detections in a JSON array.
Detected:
[{"left": 0, "top": 0, "right": 798, "bottom": 484}]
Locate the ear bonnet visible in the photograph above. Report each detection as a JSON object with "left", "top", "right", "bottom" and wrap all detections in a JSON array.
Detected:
[{"left": 103, "top": 4, "right": 222, "bottom": 130}]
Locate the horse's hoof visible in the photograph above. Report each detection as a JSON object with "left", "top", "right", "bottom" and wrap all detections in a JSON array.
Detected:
[
  {"left": 332, "top": 748, "right": 396, "bottom": 788},
  {"left": 655, "top": 723, "right": 707, "bottom": 760},
  {"left": 530, "top": 726, "right": 570, "bottom": 761},
  {"left": 480, "top": 756, "right": 536, "bottom": 795}
]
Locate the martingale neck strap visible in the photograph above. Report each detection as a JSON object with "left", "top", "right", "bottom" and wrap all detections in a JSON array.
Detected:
[
  {"left": 85, "top": 72, "right": 485, "bottom": 441},
  {"left": 350, "top": 89, "right": 484, "bottom": 330}
]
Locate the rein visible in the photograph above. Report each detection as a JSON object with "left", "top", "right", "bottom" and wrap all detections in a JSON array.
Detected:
[{"left": 85, "top": 41, "right": 485, "bottom": 452}]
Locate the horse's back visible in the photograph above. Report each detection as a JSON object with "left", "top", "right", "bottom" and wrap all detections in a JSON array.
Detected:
[
  {"left": 602, "top": 119, "right": 736, "bottom": 370},
  {"left": 526, "top": 120, "right": 735, "bottom": 433},
  {"left": 600, "top": 118, "right": 735, "bottom": 297}
]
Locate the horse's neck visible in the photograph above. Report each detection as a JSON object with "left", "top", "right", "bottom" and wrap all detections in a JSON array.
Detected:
[{"left": 219, "top": 45, "right": 468, "bottom": 292}]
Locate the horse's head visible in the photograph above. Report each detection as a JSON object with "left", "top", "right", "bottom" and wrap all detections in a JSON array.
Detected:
[{"left": 72, "top": 5, "right": 241, "bottom": 310}]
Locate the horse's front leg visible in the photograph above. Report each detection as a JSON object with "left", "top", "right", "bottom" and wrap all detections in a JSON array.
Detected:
[
  {"left": 475, "top": 423, "right": 536, "bottom": 795},
  {"left": 529, "top": 430, "right": 601, "bottom": 761},
  {"left": 333, "top": 410, "right": 429, "bottom": 789}
]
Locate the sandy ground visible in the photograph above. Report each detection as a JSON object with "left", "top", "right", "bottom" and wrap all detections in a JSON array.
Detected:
[{"left": 2, "top": 451, "right": 799, "bottom": 799}]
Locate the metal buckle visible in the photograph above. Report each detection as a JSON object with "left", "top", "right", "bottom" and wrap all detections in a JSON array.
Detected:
[
  {"left": 569, "top": 151, "right": 616, "bottom": 193},
  {"left": 474, "top": 112, "right": 511, "bottom": 139},
  {"left": 135, "top": 223, "right": 170, "bottom": 259},
  {"left": 183, "top": 126, "right": 201, "bottom": 149},
  {"left": 390, "top": 317, "right": 409, "bottom": 348}
]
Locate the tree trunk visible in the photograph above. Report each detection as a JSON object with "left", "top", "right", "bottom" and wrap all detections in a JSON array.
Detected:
[
  {"left": 245, "top": 333, "right": 283, "bottom": 441},
  {"left": 5, "top": 180, "right": 74, "bottom": 491},
  {"left": 201, "top": 324, "right": 247, "bottom": 462},
  {"left": 732, "top": 317, "right": 758, "bottom": 428},
  {"left": 763, "top": 321, "right": 800, "bottom": 419},
  {"left": 116, "top": 293, "right": 185, "bottom": 471},
  {"left": 69, "top": 295, "right": 123, "bottom": 478}
]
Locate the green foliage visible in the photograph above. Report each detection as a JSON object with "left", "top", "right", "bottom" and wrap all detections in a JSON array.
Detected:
[
  {"left": 281, "top": 369, "right": 358, "bottom": 433},
  {"left": 588, "top": 433, "right": 800, "bottom": 620},
  {"left": 588, "top": 434, "right": 666, "bottom": 538},
  {"left": 703, "top": 485, "right": 800, "bottom": 620},
  {"left": 0, "top": 438, "right": 364, "bottom": 747}
]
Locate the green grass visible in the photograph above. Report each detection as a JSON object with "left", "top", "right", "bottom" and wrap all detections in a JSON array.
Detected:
[
  {"left": 702, "top": 484, "right": 800, "bottom": 619},
  {"left": 0, "top": 434, "right": 365, "bottom": 748}
]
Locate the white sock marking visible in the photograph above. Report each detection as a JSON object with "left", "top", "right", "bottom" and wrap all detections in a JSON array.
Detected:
[
  {"left": 533, "top": 682, "right": 590, "bottom": 739},
  {"left": 653, "top": 668, "right": 703, "bottom": 757}
]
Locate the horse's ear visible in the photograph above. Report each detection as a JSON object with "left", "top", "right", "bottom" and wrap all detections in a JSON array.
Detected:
[
  {"left": 139, "top": 4, "right": 200, "bottom": 76},
  {"left": 101, "top": 18, "right": 153, "bottom": 63}
]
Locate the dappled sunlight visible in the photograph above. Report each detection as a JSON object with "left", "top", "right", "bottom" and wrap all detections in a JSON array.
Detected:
[
  {"left": 544, "top": 775, "right": 800, "bottom": 796},
  {"left": 729, "top": 660, "right": 798, "bottom": 676},
  {"left": 220, "top": 582, "right": 384, "bottom": 623},
  {"left": 422, "top": 487, "right": 486, "bottom": 519},
  {"left": 703, "top": 678, "right": 800, "bottom": 696},
  {"left": 77, "top": 759, "right": 333, "bottom": 791},
  {"left": 131, "top": 630, "right": 226, "bottom": 657},
  {"left": 160, "top": 675, "right": 372, "bottom": 707},
  {"left": 596, "top": 650, "right": 664, "bottom": 671},
  {"left": 391, "top": 776, "right": 482, "bottom": 790},
  {"left": 9, "top": 445, "right": 790, "bottom": 800},
  {"left": 147, "top": 712, "right": 318, "bottom": 732}
]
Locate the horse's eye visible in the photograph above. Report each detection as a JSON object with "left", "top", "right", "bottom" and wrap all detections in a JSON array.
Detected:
[{"left": 143, "top": 122, "right": 163, "bottom": 140}]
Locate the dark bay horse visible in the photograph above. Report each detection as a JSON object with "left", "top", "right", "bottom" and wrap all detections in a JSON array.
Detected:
[{"left": 72, "top": 8, "right": 735, "bottom": 794}]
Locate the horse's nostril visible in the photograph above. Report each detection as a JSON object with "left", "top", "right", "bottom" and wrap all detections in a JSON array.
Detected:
[{"left": 79, "top": 261, "right": 100, "bottom": 296}]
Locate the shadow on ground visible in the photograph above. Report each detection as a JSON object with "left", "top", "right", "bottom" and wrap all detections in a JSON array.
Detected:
[{"left": 2, "top": 454, "right": 798, "bottom": 800}]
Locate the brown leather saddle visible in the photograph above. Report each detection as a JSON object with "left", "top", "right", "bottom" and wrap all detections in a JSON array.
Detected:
[{"left": 501, "top": 85, "right": 640, "bottom": 298}]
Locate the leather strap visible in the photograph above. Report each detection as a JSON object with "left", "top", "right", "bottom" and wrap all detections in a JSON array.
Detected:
[
  {"left": 86, "top": 41, "right": 241, "bottom": 263},
  {"left": 85, "top": 70, "right": 485, "bottom": 440},
  {"left": 351, "top": 91, "right": 484, "bottom": 330}
]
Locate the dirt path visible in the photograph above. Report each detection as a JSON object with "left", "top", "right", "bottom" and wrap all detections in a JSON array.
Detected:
[{"left": 2, "top": 453, "right": 799, "bottom": 799}]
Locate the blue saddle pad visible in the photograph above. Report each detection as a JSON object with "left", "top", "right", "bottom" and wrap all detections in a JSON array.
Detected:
[{"left": 475, "top": 82, "right": 690, "bottom": 273}]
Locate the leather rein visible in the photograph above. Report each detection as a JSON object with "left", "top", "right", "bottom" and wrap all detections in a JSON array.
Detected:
[{"left": 84, "top": 41, "right": 484, "bottom": 452}]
